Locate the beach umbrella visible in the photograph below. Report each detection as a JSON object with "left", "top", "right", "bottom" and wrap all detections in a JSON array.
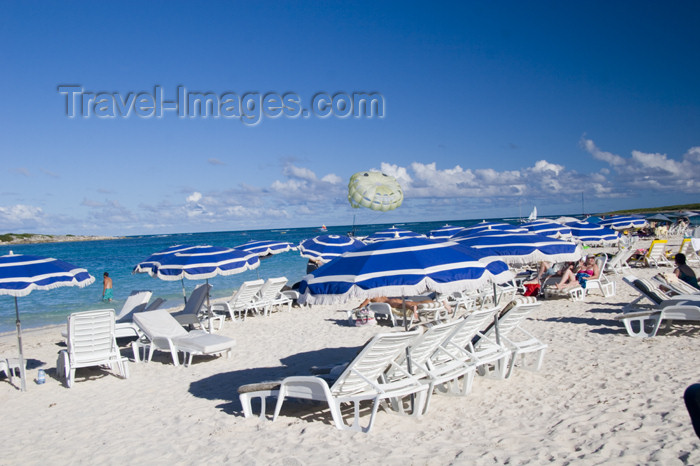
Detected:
[
  {"left": 298, "top": 234, "right": 365, "bottom": 263},
  {"left": 565, "top": 221, "right": 619, "bottom": 245},
  {"left": 0, "top": 252, "right": 95, "bottom": 391},
  {"left": 646, "top": 213, "right": 672, "bottom": 223},
  {"left": 348, "top": 171, "right": 403, "bottom": 212},
  {"left": 134, "top": 245, "right": 260, "bottom": 303},
  {"left": 233, "top": 240, "right": 296, "bottom": 258},
  {"left": 428, "top": 224, "right": 466, "bottom": 239},
  {"left": 365, "top": 227, "right": 425, "bottom": 242},
  {"left": 297, "top": 236, "right": 513, "bottom": 306},
  {"left": 598, "top": 215, "right": 647, "bottom": 231},
  {"left": 450, "top": 230, "right": 582, "bottom": 265},
  {"left": 521, "top": 219, "right": 572, "bottom": 239},
  {"left": 460, "top": 222, "right": 527, "bottom": 236}
]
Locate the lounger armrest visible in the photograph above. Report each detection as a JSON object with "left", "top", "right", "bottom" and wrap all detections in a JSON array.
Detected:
[{"left": 614, "top": 310, "right": 662, "bottom": 320}]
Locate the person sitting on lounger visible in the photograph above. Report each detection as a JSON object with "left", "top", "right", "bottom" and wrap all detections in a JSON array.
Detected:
[
  {"left": 554, "top": 256, "right": 600, "bottom": 290},
  {"left": 674, "top": 253, "right": 699, "bottom": 289}
]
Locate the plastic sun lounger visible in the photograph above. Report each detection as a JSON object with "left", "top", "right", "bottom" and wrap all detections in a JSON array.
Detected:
[
  {"left": 238, "top": 330, "right": 428, "bottom": 433},
  {"left": 57, "top": 309, "right": 129, "bottom": 388},
  {"left": 132, "top": 309, "right": 235, "bottom": 366}
]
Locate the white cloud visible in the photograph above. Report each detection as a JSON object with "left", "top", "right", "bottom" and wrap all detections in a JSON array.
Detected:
[
  {"left": 582, "top": 138, "right": 700, "bottom": 194},
  {"left": 186, "top": 192, "right": 202, "bottom": 203}
]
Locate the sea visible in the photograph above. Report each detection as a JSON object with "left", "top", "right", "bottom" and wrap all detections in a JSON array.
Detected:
[
  {"left": 0, "top": 219, "right": 503, "bottom": 333},
  {"left": 2, "top": 214, "right": 693, "bottom": 333}
]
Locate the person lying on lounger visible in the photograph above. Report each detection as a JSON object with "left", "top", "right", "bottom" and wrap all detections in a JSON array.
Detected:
[
  {"left": 553, "top": 256, "right": 600, "bottom": 290},
  {"left": 354, "top": 296, "right": 452, "bottom": 319}
]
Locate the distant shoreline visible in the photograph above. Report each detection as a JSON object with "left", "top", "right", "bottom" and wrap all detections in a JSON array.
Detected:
[{"left": 0, "top": 234, "right": 122, "bottom": 245}]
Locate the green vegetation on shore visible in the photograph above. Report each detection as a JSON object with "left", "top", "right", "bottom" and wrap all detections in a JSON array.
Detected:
[
  {"left": 601, "top": 203, "right": 700, "bottom": 216},
  {"left": 0, "top": 233, "right": 112, "bottom": 245}
]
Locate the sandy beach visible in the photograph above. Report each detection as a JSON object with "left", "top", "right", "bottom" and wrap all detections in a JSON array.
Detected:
[{"left": 1, "top": 238, "right": 699, "bottom": 465}]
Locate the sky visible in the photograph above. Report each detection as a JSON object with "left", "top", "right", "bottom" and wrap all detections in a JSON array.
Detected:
[{"left": 1, "top": 1, "right": 699, "bottom": 236}]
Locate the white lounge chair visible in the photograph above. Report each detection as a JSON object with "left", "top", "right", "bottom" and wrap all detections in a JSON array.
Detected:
[
  {"left": 250, "top": 277, "right": 292, "bottom": 316},
  {"left": 57, "top": 309, "right": 129, "bottom": 388},
  {"left": 630, "top": 239, "right": 672, "bottom": 268},
  {"left": 132, "top": 309, "right": 235, "bottom": 366},
  {"left": 114, "top": 290, "right": 153, "bottom": 338},
  {"left": 475, "top": 297, "right": 547, "bottom": 378},
  {"left": 211, "top": 279, "right": 265, "bottom": 321},
  {"left": 615, "top": 299, "right": 700, "bottom": 338},
  {"left": 439, "top": 306, "right": 510, "bottom": 380},
  {"left": 387, "top": 319, "right": 475, "bottom": 414},
  {"left": 584, "top": 255, "right": 616, "bottom": 297},
  {"left": 238, "top": 330, "right": 428, "bottom": 433},
  {"left": 367, "top": 302, "right": 396, "bottom": 327},
  {"left": 677, "top": 238, "right": 700, "bottom": 266},
  {"left": 605, "top": 247, "right": 635, "bottom": 275}
]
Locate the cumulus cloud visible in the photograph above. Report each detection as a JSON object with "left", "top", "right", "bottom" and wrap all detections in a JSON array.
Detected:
[
  {"left": 186, "top": 192, "right": 202, "bottom": 203},
  {"left": 581, "top": 137, "right": 700, "bottom": 194}
]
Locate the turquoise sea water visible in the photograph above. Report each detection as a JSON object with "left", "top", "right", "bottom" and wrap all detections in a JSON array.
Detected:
[{"left": 0, "top": 218, "right": 507, "bottom": 333}]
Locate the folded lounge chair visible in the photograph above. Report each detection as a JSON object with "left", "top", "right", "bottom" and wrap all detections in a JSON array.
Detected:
[
  {"left": 132, "top": 309, "right": 235, "bottom": 366},
  {"left": 57, "top": 309, "right": 129, "bottom": 388},
  {"left": 238, "top": 330, "right": 428, "bottom": 433}
]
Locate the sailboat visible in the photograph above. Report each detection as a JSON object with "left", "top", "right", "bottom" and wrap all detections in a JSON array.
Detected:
[
  {"left": 527, "top": 206, "right": 537, "bottom": 222},
  {"left": 318, "top": 224, "right": 327, "bottom": 232}
]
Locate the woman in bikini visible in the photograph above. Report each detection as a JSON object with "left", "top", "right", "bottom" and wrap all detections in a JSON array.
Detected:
[{"left": 554, "top": 256, "right": 600, "bottom": 290}]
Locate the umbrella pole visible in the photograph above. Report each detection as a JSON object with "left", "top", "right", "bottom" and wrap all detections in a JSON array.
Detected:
[
  {"left": 181, "top": 279, "right": 187, "bottom": 305},
  {"left": 206, "top": 279, "right": 212, "bottom": 333},
  {"left": 402, "top": 296, "right": 415, "bottom": 413},
  {"left": 492, "top": 283, "right": 501, "bottom": 346},
  {"left": 14, "top": 297, "right": 26, "bottom": 392}
]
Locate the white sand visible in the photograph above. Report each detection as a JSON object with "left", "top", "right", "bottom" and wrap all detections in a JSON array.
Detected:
[{"left": 1, "top": 239, "right": 699, "bottom": 465}]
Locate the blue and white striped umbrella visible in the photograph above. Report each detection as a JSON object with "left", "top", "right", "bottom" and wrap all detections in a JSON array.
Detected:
[
  {"left": 233, "top": 240, "right": 296, "bottom": 257},
  {"left": 299, "top": 234, "right": 365, "bottom": 263},
  {"left": 132, "top": 244, "right": 196, "bottom": 276},
  {"left": 142, "top": 245, "right": 260, "bottom": 281},
  {"left": 565, "top": 221, "right": 620, "bottom": 245},
  {"left": 459, "top": 222, "right": 527, "bottom": 236},
  {"left": 521, "top": 219, "right": 572, "bottom": 239},
  {"left": 451, "top": 230, "right": 582, "bottom": 265},
  {"left": 365, "top": 227, "right": 425, "bottom": 242},
  {"left": 0, "top": 252, "right": 95, "bottom": 391},
  {"left": 598, "top": 215, "right": 647, "bottom": 231},
  {"left": 429, "top": 224, "right": 466, "bottom": 239},
  {"left": 298, "top": 236, "right": 513, "bottom": 306}
]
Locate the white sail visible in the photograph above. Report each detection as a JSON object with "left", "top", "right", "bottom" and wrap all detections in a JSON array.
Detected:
[{"left": 528, "top": 206, "right": 537, "bottom": 221}]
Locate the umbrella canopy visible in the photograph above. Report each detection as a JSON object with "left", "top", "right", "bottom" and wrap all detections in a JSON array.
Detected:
[
  {"left": 565, "top": 221, "right": 619, "bottom": 245},
  {"left": 365, "top": 227, "right": 424, "bottom": 242},
  {"left": 0, "top": 252, "right": 95, "bottom": 391},
  {"left": 450, "top": 230, "right": 582, "bottom": 265},
  {"left": 428, "top": 224, "right": 466, "bottom": 239},
  {"left": 646, "top": 213, "right": 673, "bottom": 223},
  {"left": 521, "top": 219, "right": 572, "bottom": 239},
  {"left": 598, "top": 215, "right": 647, "bottom": 231},
  {"left": 142, "top": 245, "right": 260, "bottom": 281},
  {"left": 459, "top": 222, "right": 527, "bottom": 236},
  {"left": 297, "top": 236, "right": 513, "bottom": 306},
  {"left": 298, "top": 234, "right": 365, "bottom": 263},
  {"left": 134, "top": 245, "right": 260, "bottom": 303},
  {"left": 233, "top": 240, "right": 296, "bottom": 257}
]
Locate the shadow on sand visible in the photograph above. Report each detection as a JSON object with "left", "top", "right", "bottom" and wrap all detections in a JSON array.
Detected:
[{"left": 188, "top": 344, "right": 363, "bottom": 417}]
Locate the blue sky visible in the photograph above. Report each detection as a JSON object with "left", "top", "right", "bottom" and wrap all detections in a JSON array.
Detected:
[{"left": 1, "top": 1, "right": 699, "bottom": 236}]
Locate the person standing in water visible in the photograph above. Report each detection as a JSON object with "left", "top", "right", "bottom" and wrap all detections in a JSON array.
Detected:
[{"left": 102, "top": 272, "right": 113, "bottom": 302}]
